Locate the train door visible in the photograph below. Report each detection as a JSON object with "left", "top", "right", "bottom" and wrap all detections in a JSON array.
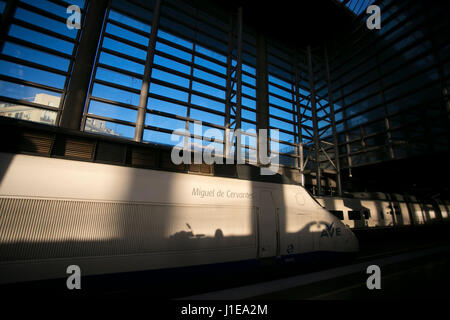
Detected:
[{"left": 257, "top": 190, "right": 279, "bottom": 259}]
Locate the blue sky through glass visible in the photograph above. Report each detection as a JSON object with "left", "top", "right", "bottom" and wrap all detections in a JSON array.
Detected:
[
  {"left": 1, "top": 0, "right": 293, "bottom": 160},
  {"left": 0, "top": 0, "right": 81, "bottom": 122},
  {"left": 339, "top": 0, "right": 375, "bottom": 15}
]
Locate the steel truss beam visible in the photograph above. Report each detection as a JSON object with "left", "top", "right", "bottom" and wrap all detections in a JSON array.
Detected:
[
  {"left": 307, "top": 46, "right": 322, "bottom": 195},
  {"left": 225, "top": 7, "right": 243, "bottom": 161},
  {"left": 293, "top": 53, "right": 305, "bottom": 186},
  {"left": 256, "top": 32, "right": 270, "bottom": 167},
  {"left": 323, "top": 44, "right": 342, "bottom": 195},
  {"left": 304, "top": 45, "right": 342, "bottom": 196}
]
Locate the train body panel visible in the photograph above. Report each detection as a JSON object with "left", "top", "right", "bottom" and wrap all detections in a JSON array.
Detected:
[
  {"left": 438, "top": 202, "right": 450, "bottom": 219},
  {"left": 0, "top": 153, "right": 358, "bottom": 284},
  {"left": 317, "top": 194, "right": 450, "bottom": 229}
]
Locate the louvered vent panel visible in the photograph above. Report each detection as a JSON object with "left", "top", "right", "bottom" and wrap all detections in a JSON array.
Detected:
[
  {"left": 159, "top": 151, "right": 184, "bottom": 172},
  {"left": 131, "top": 148, "right": 156, "bottom": 167},
  {"left": 0, "top": 198, "right": 152, "bottom": 261},
  {"left": 189, "top": 164, "right": 213, "bottom": 175},
  {"left": 19, "top": 131, "right": 55, "bottom": 155},
  {"left": 64, "top": 138, "right": 95, "bottom": 160}
]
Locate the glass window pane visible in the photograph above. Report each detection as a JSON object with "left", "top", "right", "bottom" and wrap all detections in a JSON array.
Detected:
[
  {"left": 88, "top": 100, "right": 137, "bottom": 123},
  {"left": 269, "top": 94, "right": 292, "bottom": 109},
  {"left": 242, "top": 109, "right": 256, "bottom": 122},
  {"left": 278, "top": 131, "right": 295, "bottom": 144},
  {"left": 195, "top": 44, "right": 226, "bottom": 63},
  {"left": 190, "top": 108, "right": 223, "bottom": 126},
  {"left": 109, "top": 10, "right": 151, "bottom": 33},
  {"left": 149, "top": 83, "right": 188, "bottom": 102},
  {"left": 0, "top": 102, "right": 57, "bottom": 125},
  {"left": 95, "top": 67, "right": 142, "bottom": 90},
  {"left": 0, "top": 60, "right": 66, "bottom": 89},
  {"left": 143, "top": 129, "right": 185, "bottom": 146},
  {"left": 270, "top": 106, "right": 293, "bottom": 121},
  {"left": 269, "top": 75, "right": 290, "bottom": 88},
  {"left": 99, "top": 52, "right": 145, "bottom": 74},
  {"left": 242, "top": 85, "right": 256, "bottom": 97},
  {"left": 147, "top": 97, "right": 187, "bottom": 117},
  {"left": 14, "top": 8, "right": 77, "bottom": 39},
  {"left": 242, "top": 97, "right": 256, "bottom": 109},
  {"left": 153, "top": 54, "right": 191, "bottom": 74},
  {"left": 192, "top": 81, "right": 225, "bottom": 100},
  {"left": 8, "top": 25, "right": 74, "bottom": 54},
  {"left": 269, "top": 84, "right": 292, "bottom": 100},
  {"left": 189, "top": 123, "right": 224, "bottom": 139},
  {"left": 105, "top": 23, "right": 149, "bottom": 46},
  {"left": 155, "top": 42, "right": 191, "bottom": 61},
  {"left": 270, "top": 117, "right": 294, "bottom": 132},
  {"left": 85, "top": 117, "right": 135, "bottom": 139},
  {"left": 191, "top": 94, "right": 224, "bottom": 112},
  {"left": 152, "top": 69, "right": 190, "bottom": 88},
  {"left": 92, "top": 83, "right": 140, "bottom": 106},
  {"left": 243, "top": 74, "right": 255, "bottom": 86},
  {"left": 0, "top": 80, "right": 61, "bottom": 105},
  {"left": 194, "top": 56, "right": 225, "bottom": 74},
  {"left": 21, "top": 0, "right": 85, "bottom": 17},
  {"left": 2, "top": 42, "right": 70, "bottom": 71},
  {"left": 242, "top": 121, "right": 256, "bottom": 131},
  {"left": 102, "top": 37, "right": 147, "bottom": 60},
  {"left": 158, "top": 30, "right": 193, "bottom": 49},
  {"left": 193, "top": 69, "right": 225, "bottom": 87},
  {"left": 146, "top": 113, "right": 186, "bottom": 131},
  {"left": 240, "top": 134, "right": 257, "bottom": 147}
]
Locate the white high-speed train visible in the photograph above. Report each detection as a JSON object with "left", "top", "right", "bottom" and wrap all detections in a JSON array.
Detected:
[
  {"left": 316, "top": 192, "right": 450, "bottom": 229},
  {"left": 0, "top": 152, "right": 358, "bottom": 285}
]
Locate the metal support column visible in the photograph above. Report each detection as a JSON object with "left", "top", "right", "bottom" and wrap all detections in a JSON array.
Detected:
[
  {"left": 0, "top": 0, "right": 18, "bottom": 53},
  {"left": 294, "top": 54, "right": 305, "bottom": 186},
  {"left": 59, "top": 0, "right": 108, "bottom": 130},
  {"left": 345, "top": 132, "right": 352, "bottom": 177},
  {"left": 184, "top": 8, "right": 198, "bottom": 152},
  {"left": 256, "top": 31, "right": 269, "bottom": 165},
  {"left": 235, "top": 7, "right": 243, "bottom": 161},
  {"left": 225, "top": 7, "right": 243, "bottom": 162},
  {"left": 323, "top": 44, "right": 342, "bottom": 196},
  {"left": 336, "top": 76, "right": 352, "bottom": 177},
  {"left": 307, "top": 46, "right": 321, "bottom": 195},
  {"left": 374, "top": 45, "right": 395, "bottom": 159},
  {"left": 135, "top": 0, "right": 162, "bottom": 142},
  {"left": 225, "top": 14, "right": 233, "bottom": 160}
]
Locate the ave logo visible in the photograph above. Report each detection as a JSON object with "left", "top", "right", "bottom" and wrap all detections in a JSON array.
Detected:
[{"left": 320, "top": 222, "right": 341, "bottom": 238}]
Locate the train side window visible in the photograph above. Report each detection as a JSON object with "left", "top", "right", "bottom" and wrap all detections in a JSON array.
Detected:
[
  {"left": 348, "top": 211, "right": 361, "bottom": 220},
  {"left": 329, "top": 210, "right": 344, "bottom": 220},
  {"left": 363, "top": 210, "right": 371, "bottom": 219}
]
